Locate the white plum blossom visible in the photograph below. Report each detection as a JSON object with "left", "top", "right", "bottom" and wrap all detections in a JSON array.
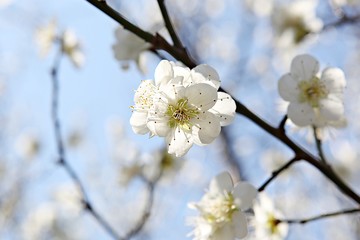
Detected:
[
  {"left": 35, "top": 19, "right": 57, "bottom": 57},
  {"left": 278, "top": 54, "right": 346, "bottom": 127},
  {"left": 130, "top": 60, "right": 236, "bottom": 157},
  {"left": 35, "top": 20, "right": 84, "bottom": 68},
  {"left": 271, "top": 0, "right": 322, "bottom": 46},
  {"left": 188, "top": 172, "right": 257, "bottom": 240},
  {"left": 62, "top": 30, "right": 84, "bottom": 68},
  {"left": 112, "top": 26, "right": 151, "bottom": 74},
  {"left": 252, "top": 193, "right": 288, "bottom": 240}
]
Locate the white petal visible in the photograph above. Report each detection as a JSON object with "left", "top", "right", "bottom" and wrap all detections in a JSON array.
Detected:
[
  {"left": 233, "top": 182, "right": 257, "bottom": 210},
  {"left": 155, "top": 60, "right": 174, "bottom": 86},
  {"left": 209, "top": 92, "right": 236, "bottom": 126},
  {"left": 192, "top": 112, "right": 221, "bottom": 145},
  {"left": 147, "top": 119, "right": 171, "bottom": 137},
  {"left": 319, "top": 94, "right": 344, "bottom": 121},
  {"left": 166, "top": 127, "right": 193, "bottom": 157},
  {"left": 278, "top": 73, "right": 300, "bottom": 102},
  {"left": 130, "top": 111, "right": 149, "bottom": 134},
  {"left": 290, "top": 54, "right": 319, "bottom": 81},
  {"left": 209, "top": 172, "right": 233, "bottom": 194},
  {"left": 185, "top": 83, "right": 218, "bottom": 111},
  {"left": 173, "top": 65, "right": 191, "bottom": 84},
  {"left": 321, "top": 67, "right": 346, "bottom": 96},
  {"left": 232, "top": 211, "right": 248, "bottom": 239},
  {"left": 212, "top": 223, "right": 235, "bottom": 240},
  {"left": 190, "top": 64, "right": 221, "bottom": 89},
  {"left": 287, "top": 102, "right": 315, "bottom": 127}
]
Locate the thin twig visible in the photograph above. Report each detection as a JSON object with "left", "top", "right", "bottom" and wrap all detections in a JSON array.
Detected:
[
  {"left": 278, "top": 115, "right": 288, "bottom": 131},
  {"left": 279, "top": 208, "right": 360, "bottom": 224},
  {"left": 123, "top": 176, "right": 159, "bottom": 239},
  {"left": 157, "top": 0, "right": 183, "bottom": 48},
  {"left": 313, "top": 126, "right": 327, "bottom": 164},
  {"left": 50, "top": 49, "right": 122, "bottom": 240},
  {"left": 258, "top": 157, "right": 300, "bottom": 191},
  {"left": 322, "top": 14, "right": 360, "bottom": 31},
  {"left": 83, "top": 0, "right": 360, "bottom": 205}
]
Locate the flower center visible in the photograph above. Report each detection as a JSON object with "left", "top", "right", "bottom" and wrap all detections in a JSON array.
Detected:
[
  {"left": 166, "top": 98, "right": 199, "bottom": 130},
  {"left": 298, "top": 76, "right": 328, "bottom": 107},
  {"left": 131, "top": 81, "right": 156, "bottom": 111},
  {"left": 203, "top": 192, "right": 239, "bottom": 225},
  {"left": 266, "top": 214, "right": 281, "bottom": 234}
]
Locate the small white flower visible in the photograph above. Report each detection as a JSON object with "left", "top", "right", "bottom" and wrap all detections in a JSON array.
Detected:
[
  {"left": 253, "top": 194, "right": 288, "bottom": 240},
  {"left": 278, "top": 54, "right": 346, "bottom": 127},
  {"left": 332, "top": 0, "right": 360, "bottom": 6},
  {"left": 35, "top": 19, "right": 57, "bottom": 57},
  {"left": 15, "top": 132, "right": 41, "bottom": 159},
  {"left": 112, "top": 26, "right": 151, "bottom": 74},
  {"left": 130, "top": 60, "right": 236, "bottom": 157},
  {"left": 61, "top": 30, "right": 84, "bottom": 68},
  {"left": 188, "top": 172, "right": 257, "bottom": 240},
  {"left": 271, "top": 0, "right": 322, "bottom": 46}
]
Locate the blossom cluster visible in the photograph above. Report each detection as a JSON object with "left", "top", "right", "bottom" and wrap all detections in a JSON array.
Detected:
[
  {"left": 188, "top": 172, "right": 257, "bottom": 240},
  {"left": 130, "top": 60, "right": 236, "bottom": 157},
  {"left": 35, "top": 19, "right": 84, "bottom": 68}
]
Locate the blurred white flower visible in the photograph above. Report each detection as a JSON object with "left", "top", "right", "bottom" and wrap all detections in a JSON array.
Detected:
[
  {"left": 35, "top": 19, "right": 57, "bottom": 57},
  {"left": 188, "top": 172, "right": 257, "bottom": 240},
  {"left": 0, "top": 0, "right": 12, "bottom": 8},
  {"left": 245, "top": 0, "right": 273, "bottom": 17},
  {"left": 52, "top": 183, "right": 82, "bottom": 217},
  {"left": 15, "top": 132, "right": 41, "bottom": 159},
  {"left": 142, "top": 149, "right": 183, "bottom": 182},
  {"left": 278, "top": 54, "right": 346, "bottom": 127},
  {"left": 62, "top": 29, "right": 85, "bottom": 68},
  {"left": 271, "top": 0, "right": 322, "bottom": 46},
  {"left": 22, "top": 203, "right": 56, "bottom": 240},
  {"left": 253, "top": 193, "right": 288, "bottom": 240},
  {"left": 130, "top": 60, "right": 236, "bottom": 157},
  {"left": 112, "top": 26, "right": 151, "bottom": 74},
  {"left": 260, "top": 149, "right": 293, "bottom": 179},
  {"left": 332, "top": 0, "right": 360, "bottom": 6}
]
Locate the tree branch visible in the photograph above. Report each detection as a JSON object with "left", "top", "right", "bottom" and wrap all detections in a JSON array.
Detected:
[
  {"left": 83, "top": 0, "right": 360, "bottom": 205},
  {"left": 157, "top": 0, "right": 183, "bottom": 48},
  {"left": 258, "top": 157, "right": 300, "bottom": 191},
  {"left": 50, "top": 49, "right": 122, "bottom": 240},
  {"left": 122, "top": 173, "right": 161, "bottom": 239},
  {"left": 313, "top": 126, "right": 327, "bottom": 164},
  {"left": 279, "top": 208, "right": 360, "bottom": 224}
]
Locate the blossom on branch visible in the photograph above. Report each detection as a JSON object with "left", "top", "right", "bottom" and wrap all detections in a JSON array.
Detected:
[
  {"left": 35, "top": 19, "right": 57, "bottom": 57},
  {"left": 278, "top": 54, "right": 346, "bottom": 127},
  {"left": 112, "top": 26, "right": 151, "bottom": 74},
  {"left": 252, "top": 193, "right": 288, "bottom": 240},
  {"left": 61, "top": 30, "right": 84, "bottom": 68},
  {"left": 35, "top": 20, "right": 84, "bottom": 68},
  {"left": 187, "top": 172, "right": 257, "bottom": 240},
  {"left": 130, "top": 60, "right": 236, "bottom": 157},
  {"left": 271, "top": 0, "right": 322, "bottom": 46}
]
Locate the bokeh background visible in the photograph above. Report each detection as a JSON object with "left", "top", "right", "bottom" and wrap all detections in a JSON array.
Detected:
[{"left": 0, "top": 0, "right": 359, "bottom": 239}]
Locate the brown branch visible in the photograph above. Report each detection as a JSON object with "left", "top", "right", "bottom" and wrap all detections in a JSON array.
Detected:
[
  {"left": 279, "top": 208, "right": 360, "bottom": 224},
  {"left": 157, "top": 0, "right": 183, "bottom": 48},
  {"left": 258, "top": 157, "right": 300, "bottom": 191},
  {"left": 50, "top": 49, "right": 122, "bottom": 240},
  {"left": 313, "top": 126, "right": 327, "bottom": 164}
]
